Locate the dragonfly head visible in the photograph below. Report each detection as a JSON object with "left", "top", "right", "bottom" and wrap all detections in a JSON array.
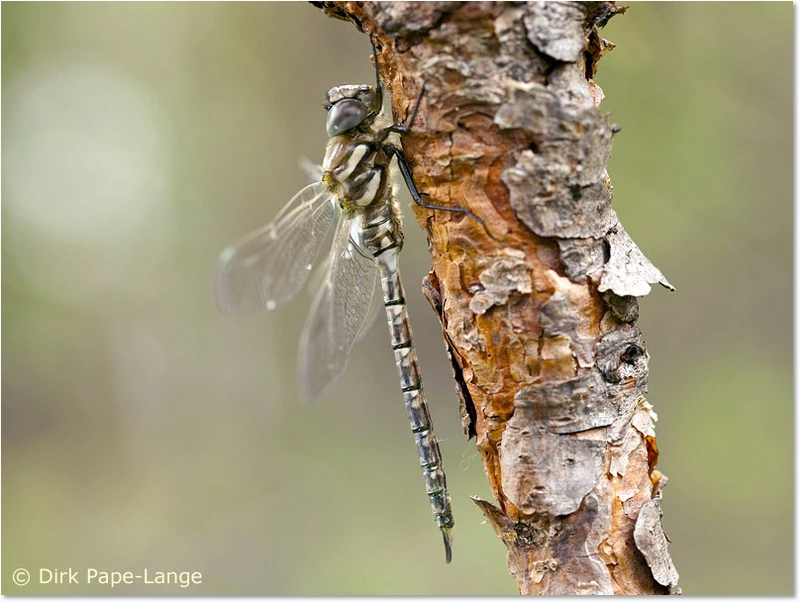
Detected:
[{"left": 325, "top": 84, "right": 380, "bottom": 138}]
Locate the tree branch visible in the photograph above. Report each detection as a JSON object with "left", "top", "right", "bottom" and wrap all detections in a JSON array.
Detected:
[{"left": 313, "top": 1, "right": 679, "bottom": 594}]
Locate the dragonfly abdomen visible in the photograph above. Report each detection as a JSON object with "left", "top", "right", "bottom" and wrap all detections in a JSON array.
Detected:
[{"left": 359, "top": 205, "right": 455, "bottom": 561}]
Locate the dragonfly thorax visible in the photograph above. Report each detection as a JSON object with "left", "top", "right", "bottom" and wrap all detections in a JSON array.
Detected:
[{"left": 322, "top": 134, "right": 390, "bottom": 211}]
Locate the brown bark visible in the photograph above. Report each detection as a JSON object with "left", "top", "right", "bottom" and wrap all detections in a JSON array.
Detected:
[{"left": 313, "top": 1, "right": 679, "bottom": 595}]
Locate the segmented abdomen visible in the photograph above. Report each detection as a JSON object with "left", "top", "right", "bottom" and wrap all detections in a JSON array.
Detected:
[{"left": 359, "top": 203, "right": 455, "bottom": 556}]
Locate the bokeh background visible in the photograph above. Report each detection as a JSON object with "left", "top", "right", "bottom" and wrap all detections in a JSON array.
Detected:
[{"left": 2, "top": 2, "right": 792, "bottom": 595}]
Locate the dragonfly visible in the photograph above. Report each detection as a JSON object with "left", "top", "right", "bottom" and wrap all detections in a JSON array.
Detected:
[{"left": 215, "top": 41, "right": 478, "bottom": 563}]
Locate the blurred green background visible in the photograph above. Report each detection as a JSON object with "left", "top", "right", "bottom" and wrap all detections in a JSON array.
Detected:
[{"left": 2, "top": 2, "right": 792, "bottom": 595}]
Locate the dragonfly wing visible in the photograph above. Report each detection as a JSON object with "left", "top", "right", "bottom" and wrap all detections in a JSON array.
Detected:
[
  {"left": 298, "top": 216, "right": 380, "bottom": 404},
  {"left": 354, "top": 235, "right": 383, "bottom": 344},
  {"left": 215, "top": 182, "right": 336, "bottom": 315},
  {"left": 299, "top": 157, "right": 324, "bottom": 183}
]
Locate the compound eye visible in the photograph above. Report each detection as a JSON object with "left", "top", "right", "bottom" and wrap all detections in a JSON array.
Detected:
[{"left": 326, "top": 99, "right": 367, "bottom": 137}]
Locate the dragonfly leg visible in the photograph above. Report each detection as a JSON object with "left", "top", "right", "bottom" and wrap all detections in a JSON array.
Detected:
[
  {"left": 384, "top": 82, "right": 426, "bottom": 136},
  {"left": 370, "top": 35, "right": 384, "bottom": 115},
  {"left": 385, "top": 144, "right": 484, "bottom": 223},
  {"left": 379, "top": 84, "right": 482, "bottom": 223},
  {"left": 370, "top": 34, "right": 423, "bottom": 136}
]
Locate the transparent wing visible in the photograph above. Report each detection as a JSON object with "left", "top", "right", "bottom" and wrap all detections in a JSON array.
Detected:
[
  {"left": 298, "top": 216, "right": 380, "bottom": 404},
  {"left": 303, "top": 229, "right": 382, "bottom": 337},
  {"left": 215, "top": 182, "right": 336, "bottom": 315},
  {"left": 354, "top": 234, "right": 384, "bottom": 344},
  {"left": 298, "top": 157, "right": 324, "bottom": 183}
]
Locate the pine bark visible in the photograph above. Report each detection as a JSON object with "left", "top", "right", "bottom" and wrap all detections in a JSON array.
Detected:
[{"left": 313, "top": 1, "right": 679, "bottom": 595}]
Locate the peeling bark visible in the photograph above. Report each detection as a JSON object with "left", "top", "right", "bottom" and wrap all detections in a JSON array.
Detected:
[{"left": 313, "top": 1, "right": 678, "bottom": 594}]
